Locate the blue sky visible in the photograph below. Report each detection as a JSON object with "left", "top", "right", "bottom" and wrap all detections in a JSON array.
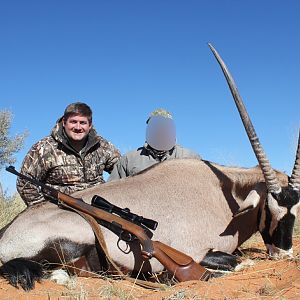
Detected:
[{"left": 1, "top": 1, "right": 299, "bottom": 195}]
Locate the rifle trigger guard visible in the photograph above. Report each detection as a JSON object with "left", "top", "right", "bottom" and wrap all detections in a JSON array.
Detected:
[{"left": 117, "top": 238, "right": 131, "bottom": 254}]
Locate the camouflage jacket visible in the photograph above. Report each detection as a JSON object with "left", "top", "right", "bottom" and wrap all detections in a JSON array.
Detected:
[
  {"left": 17, "top": 120, "right": 120, "bottom": 206},
  {"left": 108, "top": 144, "right": 201, "bottom": 181}
]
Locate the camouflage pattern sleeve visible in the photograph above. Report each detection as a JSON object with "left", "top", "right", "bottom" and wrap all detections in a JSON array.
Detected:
[
  {"left": 103, "top": 141, "right": 121, "bottom": 174},
  {"left": 17, "top": 141, "right": 48, "bottom": 206}
]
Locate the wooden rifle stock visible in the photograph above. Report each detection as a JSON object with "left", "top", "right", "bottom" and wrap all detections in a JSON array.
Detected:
[
  {"left": 151, "top": 241, "right": 210, "bottom": 281},
  {"left": 5, "top": 166, "right": 210, "bottom": 282},
  {"left": 57, "top": 192, "right": 210, "bottom": 281}
]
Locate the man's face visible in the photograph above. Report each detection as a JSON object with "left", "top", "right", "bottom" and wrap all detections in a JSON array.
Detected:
[{"left": 63, "top": 114, "right": 92, "bottom": 142}]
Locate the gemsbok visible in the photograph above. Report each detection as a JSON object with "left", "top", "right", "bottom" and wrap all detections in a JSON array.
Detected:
[{"left": 0, "top": 44, "right": 299, "bottom": 290}]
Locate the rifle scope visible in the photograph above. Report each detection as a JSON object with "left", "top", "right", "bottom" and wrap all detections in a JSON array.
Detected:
[{"left": 91, "top": 195, "right": 158, "bottom": 231}]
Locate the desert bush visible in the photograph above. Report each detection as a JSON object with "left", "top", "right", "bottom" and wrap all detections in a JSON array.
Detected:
[
  {"left": 0, "top": 109, "right": 28, "bottom": 229},
  {"left": 0, "top": 110, "right": 27, "bottom": 169},
  {"left": 0, "top": 109, "right": 27, "bottom": 196}
]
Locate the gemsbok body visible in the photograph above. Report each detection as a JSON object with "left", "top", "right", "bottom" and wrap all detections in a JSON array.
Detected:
[{"left": 0, "top": 44, "right": 299, "bottom": 290}]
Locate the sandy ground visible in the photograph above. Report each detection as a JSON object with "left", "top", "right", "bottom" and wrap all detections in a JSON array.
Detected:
[{"left": 1, "top": 238, "right": 300, "bottom": 300}]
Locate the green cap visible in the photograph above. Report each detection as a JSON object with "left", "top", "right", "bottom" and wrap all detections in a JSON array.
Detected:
[{"left": 146, "top": 108, "right": 173, "bottom": 124}]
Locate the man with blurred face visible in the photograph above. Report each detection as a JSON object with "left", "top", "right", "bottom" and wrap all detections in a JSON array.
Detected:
[
  {"left": 17, "top": 102, "right": 121, "bottom": 206},
  {"left": 109, "top": 108, "right": 200, "bottom": 181}
]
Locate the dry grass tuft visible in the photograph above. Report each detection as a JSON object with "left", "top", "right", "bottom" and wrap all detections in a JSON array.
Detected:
[
  {"left": 61, "top": 282, "right": 89, "bottom": 300},
  {"left": 163, "top": 289, "right": 188, "bottom": 300},
  {"left": 0, "top": 192, "right": 26, "bottom": 229},
  {"left": 98, "top": 282, "right": 136, "bottom": 300},
  {"left": 162, "top": 288, "right": 208, "bottom": 300}
]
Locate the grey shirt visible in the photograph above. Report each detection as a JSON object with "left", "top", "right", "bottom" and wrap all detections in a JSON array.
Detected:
[{"left": 108, "top": 144, "right": 201, "bottom": 181}]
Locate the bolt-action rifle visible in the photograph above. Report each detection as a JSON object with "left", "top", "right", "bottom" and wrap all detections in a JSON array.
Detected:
[{"left": 6, "top": 166, "right": 210, "bottom": 282}]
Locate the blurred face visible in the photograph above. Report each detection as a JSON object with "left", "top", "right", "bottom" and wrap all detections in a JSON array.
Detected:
[
  {"left": 146, "top": 116, "right": 176, "bottom": 151},
  {"left": 63, "top": 114, "right": 92, "bottom": 143}
]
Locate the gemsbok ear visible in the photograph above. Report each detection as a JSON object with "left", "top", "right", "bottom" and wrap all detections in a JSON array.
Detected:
[
  {"left": 233, "top": 206, "right": 255, "bottom": 218},
  {"left": 232, "top": 190, "right": 260, "bottom": 218}
]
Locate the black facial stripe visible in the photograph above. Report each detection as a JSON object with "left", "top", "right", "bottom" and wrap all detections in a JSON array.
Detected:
[
  {"left": 271, "top": 211, "right": 295, "bottom": 250},
  {"left": 260, "top": 199, "right": 295, "bottom": 250},
  {"left": 272, "top": 187, "right": 299, "bottom": 208}
]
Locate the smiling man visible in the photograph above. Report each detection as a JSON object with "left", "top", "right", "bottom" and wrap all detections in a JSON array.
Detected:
[{"left": 17, "top": 102, "right": 120, "bottom": 206}]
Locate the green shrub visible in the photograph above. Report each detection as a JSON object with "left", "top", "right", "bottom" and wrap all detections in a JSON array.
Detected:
[
  {"left": 0, "top": 110, "right": 27, "bottom": 169},
  {"left": 0, "top": 109, "right": 28, "bottom": 229}
]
